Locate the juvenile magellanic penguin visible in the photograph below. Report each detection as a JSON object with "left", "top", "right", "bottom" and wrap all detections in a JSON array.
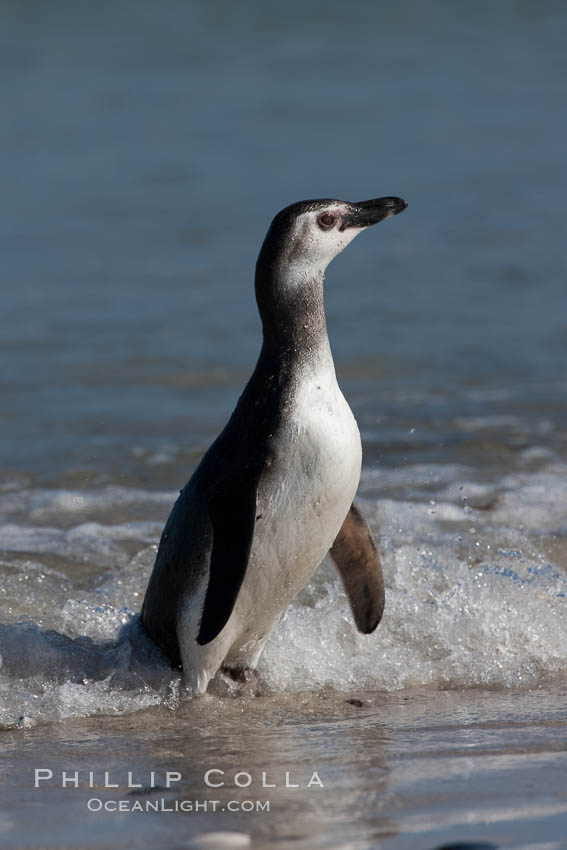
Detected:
[{"left": 141, "top": 196, "right": 407, "bottom": 694}]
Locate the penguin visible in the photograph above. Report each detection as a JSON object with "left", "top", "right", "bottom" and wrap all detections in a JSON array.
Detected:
[{"left": 141, "top": 195, "right": 407, "bottom": 695}]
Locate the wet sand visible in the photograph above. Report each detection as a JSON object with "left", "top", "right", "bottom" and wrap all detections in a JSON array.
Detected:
[{"left": 2, "top": 684, "right": 567, "bottom": 849}]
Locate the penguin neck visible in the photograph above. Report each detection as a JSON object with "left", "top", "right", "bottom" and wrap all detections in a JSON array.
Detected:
[{"left": 254, "top": 264, "right": 334, "bottom": 376}]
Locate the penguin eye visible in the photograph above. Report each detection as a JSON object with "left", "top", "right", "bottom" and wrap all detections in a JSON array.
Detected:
[{"left": 317, "top": 212, "right": 337, "bottom": 231}]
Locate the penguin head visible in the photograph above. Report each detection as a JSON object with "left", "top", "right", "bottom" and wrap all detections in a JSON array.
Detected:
[{"left": 257, "top": 196, "right": 407, "bottom": 277}]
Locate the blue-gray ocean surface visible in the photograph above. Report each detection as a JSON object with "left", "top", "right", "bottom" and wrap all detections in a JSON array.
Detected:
[{"left": 1, "top": 2, "right": 566, "bottom": 848}]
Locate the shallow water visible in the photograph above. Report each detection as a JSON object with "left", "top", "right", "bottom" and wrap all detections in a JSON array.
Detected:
[
  {"left": 3, "top": 687, "right": 567, "bottom": 849},
  {"left": 1, "top": 0, "right": 567, "bottom": 847}
]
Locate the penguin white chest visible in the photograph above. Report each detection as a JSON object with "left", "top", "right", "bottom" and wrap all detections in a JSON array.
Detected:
[
  {"left": 250, "top": 372, "right": 362, "bottom": 597},
  {"left": 291, "top": 374, "right": 362, "bottom": 507}
]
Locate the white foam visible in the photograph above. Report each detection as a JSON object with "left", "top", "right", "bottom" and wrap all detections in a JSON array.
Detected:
[
  {"left": 261, "top": 460, "right": 567, "bottom": 693},
  {"left": 0, "top": 462, "right": 566, "bottom": 723},
  {"left": 261, "top": 538, "right": 567, "bottom": 691},
  {"left": 0, "top": 485, "right": 175, "bottom": 523},
  {"left": 0, "top": 616, "right": 178, "bottom": 726},
  {"left": 0, "top": 520, "right": 161, "bottom": 561}
]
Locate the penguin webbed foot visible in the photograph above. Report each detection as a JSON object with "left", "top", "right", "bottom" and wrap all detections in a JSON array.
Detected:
[
  {"left": 217, "top": 664, "right": 264, "bottom": 697},
  {"left": 221, "top": 664, "right": 258, "bottom": 685}
]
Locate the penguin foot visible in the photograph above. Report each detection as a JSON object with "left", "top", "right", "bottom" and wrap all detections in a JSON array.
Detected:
[
  {"left": 219, "top": 664, "right": 264, "bottom": 697},
  {"left": 221, "top": 664, "right": 258, "bottom": 685}
]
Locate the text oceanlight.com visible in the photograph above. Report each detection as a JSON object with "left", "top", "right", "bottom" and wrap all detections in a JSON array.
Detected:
[{"left": 87, "top": 798, "right": 270, "bottom": 813}]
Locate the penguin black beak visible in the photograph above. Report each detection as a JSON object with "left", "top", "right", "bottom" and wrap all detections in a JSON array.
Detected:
[{"left": 340, "top": 196, "right": 407, "bottom": 230}]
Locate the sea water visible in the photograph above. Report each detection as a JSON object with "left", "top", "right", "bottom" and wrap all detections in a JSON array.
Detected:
[{"left": 1, "top": 1, "right": 567, "bottom": 848}]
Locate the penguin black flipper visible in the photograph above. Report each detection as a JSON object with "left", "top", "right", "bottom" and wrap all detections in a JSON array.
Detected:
[
  {"left": 196, "top": 462, "right": 263, "bottom": 646},
  {"left": 330, "top": 503, "right": 385, "bottom": 633}
]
